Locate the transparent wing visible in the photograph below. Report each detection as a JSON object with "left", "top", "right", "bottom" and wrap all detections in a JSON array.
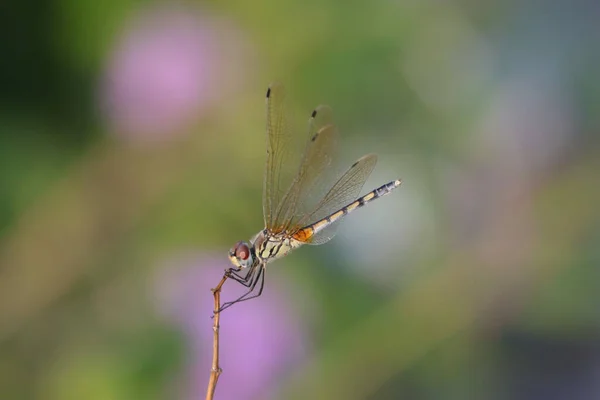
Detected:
[
  {"left": 294, "top": 153, "right": 378, "bottom": 245},
  {"left": 308, "top": 219, "right": 342, "bottom": 245},
  {"left": 271, "top": 105, "right": 338, "bottom": 233},
  {"left": 263, "top": 82, "right": 292, "bottom": 230}
]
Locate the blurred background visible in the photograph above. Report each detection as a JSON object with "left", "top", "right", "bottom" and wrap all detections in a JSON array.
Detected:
[{"left": 1, "top": 0, "right": 599, "bottom": 399}]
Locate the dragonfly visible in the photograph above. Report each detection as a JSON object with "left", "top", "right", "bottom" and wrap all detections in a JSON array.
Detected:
[{"left": 220, "top": 82, "right": 401, "bottom": 312}]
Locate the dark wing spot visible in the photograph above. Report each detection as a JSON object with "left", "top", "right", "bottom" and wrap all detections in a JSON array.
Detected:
[
  {"left": 311, "top": 109, "right": 317, "bottom": 118},
  {"left": 311, "top": 133, "right": 319, "bottom": 142},
  {"left": 266, "top": 87, "right": 271, "bottom": 98},
  {"left": 351, "top": 160, "right": 359, "bottom": 168}
]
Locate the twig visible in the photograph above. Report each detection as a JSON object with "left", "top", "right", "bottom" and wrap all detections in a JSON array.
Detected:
[{"left": 205, "top": 274, "right": 228, "bottom": 400}]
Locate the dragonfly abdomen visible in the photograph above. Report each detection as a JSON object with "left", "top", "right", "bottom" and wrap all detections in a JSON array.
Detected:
[{"left": 295, "top": 179, "right": 402, "bottom": 242}]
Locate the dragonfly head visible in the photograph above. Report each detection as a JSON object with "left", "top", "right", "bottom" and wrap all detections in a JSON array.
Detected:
[{"left": 228, "top": 241, "right": 254, "bottom": 269}]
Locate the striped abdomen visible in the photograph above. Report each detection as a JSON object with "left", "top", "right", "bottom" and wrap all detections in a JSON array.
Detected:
[{"left": 293, "top": 179, "right": 402, "bottom": 242}]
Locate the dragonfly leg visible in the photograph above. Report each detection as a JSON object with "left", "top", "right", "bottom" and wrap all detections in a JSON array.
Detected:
[
  {"left": 224, "top": 267, "right": 244, "bottom": 279},
  {"left": 235, "top": 269, "right": 266, "bottom": 302},
  {"left": 217, "top": 264, "right": 265, "bottom": 313},
  {"left": 225, "top": 265, "right": 257, "bottom": 288}
]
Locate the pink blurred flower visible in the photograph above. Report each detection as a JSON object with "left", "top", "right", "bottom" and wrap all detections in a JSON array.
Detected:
[
  {"left": 101, "top": 6, "right": 223, "bottom": 141},
  {"left": 157, "top": 253, "right": 309, "bottom": 400}
]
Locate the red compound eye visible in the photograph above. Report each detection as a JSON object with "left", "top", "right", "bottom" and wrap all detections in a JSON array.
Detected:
[{"left": 235, "top": 243, "right": 250, "bottom": 260}]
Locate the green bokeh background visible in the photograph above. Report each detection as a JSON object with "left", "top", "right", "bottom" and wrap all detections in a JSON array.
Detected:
[{"left": 1, "top": 0, "right": 599, "bottom": 399}]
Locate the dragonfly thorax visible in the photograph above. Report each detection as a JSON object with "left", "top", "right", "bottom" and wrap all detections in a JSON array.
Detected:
[{"left": 252, "top": 230, "right": 302, "bottom": 263}]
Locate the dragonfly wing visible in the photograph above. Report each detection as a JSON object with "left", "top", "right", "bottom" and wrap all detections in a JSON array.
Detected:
[
  {"left": 295, "top": 153, "right": 378, "bottom": 245},
  {"left": 270, "top": 103, "right": 338, "bottom": 233},
  {"left": 306, "top": 219, "right": 342, "bottom": 245},
  {"left": 263, "top": 82, "right": 292, "bottom": 230}
]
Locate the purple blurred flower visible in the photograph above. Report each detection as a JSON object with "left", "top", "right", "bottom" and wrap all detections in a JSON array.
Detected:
[
  {"left": 157, "top": 253, "right": 309, "bottom": 400},
  {"left": 101, "top": 6, "right": 223, "bottom": 141}
]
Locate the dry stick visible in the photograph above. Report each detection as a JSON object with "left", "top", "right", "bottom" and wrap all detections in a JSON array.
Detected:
[{"left": 205, "top": 274, "right": 228, "bottom": 400}]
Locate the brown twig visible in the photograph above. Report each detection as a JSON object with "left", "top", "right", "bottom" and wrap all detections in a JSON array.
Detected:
[{"left": 205, "top": 274, "right": 228, "bottom": 400}]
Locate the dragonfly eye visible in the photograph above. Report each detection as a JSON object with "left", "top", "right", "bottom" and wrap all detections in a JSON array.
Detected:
[
  {"left": 235, "top": 242, "right": 250, "bottom": 260},
  {"left": 228, "top": 241, "right": 253, "bottom": 269}
]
